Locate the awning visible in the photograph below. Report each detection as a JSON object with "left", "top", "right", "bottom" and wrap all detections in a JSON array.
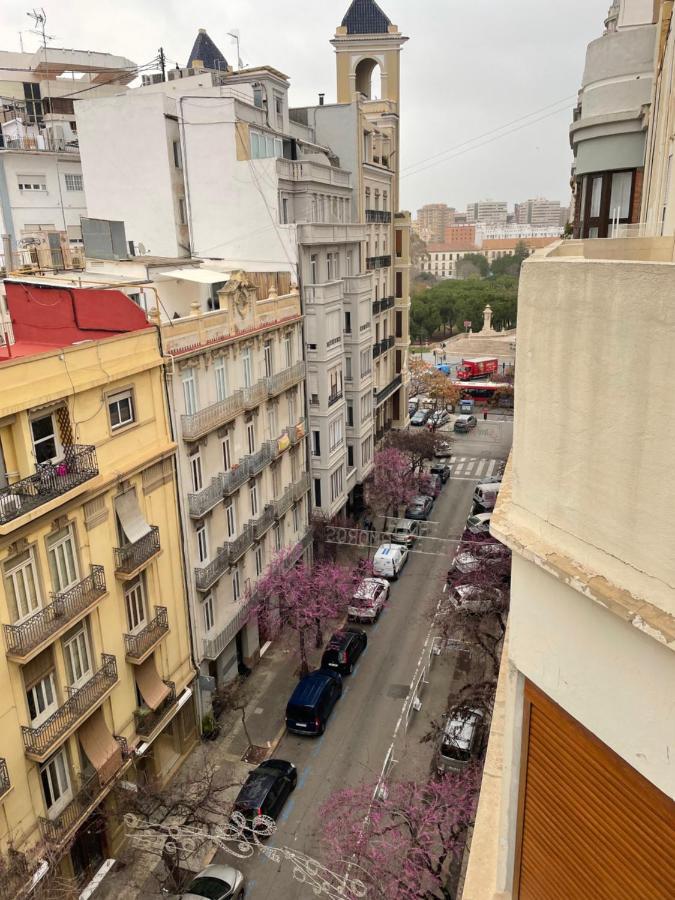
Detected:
[
  {"left": 135, "top": 655, "right": 170, "bottom": 711},
  {"left": 79, "top": 709, "right": 122, "bottom": 787},
  {"left": 158, "top": 268, "right": 229, "bottom": 285},
  {"left": 115, "top": 490, "right": 151, "bottom": 544}
]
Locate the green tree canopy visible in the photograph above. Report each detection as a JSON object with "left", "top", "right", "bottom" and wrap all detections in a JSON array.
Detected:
[{"left": 410, "top": 275, "right": 518, "bottom": 341}]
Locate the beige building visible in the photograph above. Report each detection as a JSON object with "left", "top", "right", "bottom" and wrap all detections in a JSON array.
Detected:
[
  {"left": 416, "top": 203, "right": 453, "bottom": 243},
  {"left": 466, "top": 200, "right": 508, "bottom": 225},
  {"left": 513, "top": 197, "right": 565, "bottom": 228},
  {"left": 0, "top": 281, "right": 196, "bottom": 891}
]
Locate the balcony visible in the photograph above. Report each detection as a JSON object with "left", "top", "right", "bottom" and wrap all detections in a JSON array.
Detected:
[
  {"left": 38, "top": 741, "right": 129, "bottom": 847},
  {"left": 21, "top": 655, "right": 118, "bottom": 762},
  {"left": 223, "top": 463, "right": 251, "bottom": 497},
  {"left": 181, "top": 391, "right": 244, "bottom": 441},
  {"left": 188, "top": 476, "right": 226, "bottom": 519},
  {"left": 277, "top": 157, "right": 351, "bottom": 187},
  {"left": 265, "top": 361, "right": 305, "bottom": 398},
  {"left": 243, "top": 381, "right": 267, "bottom": 410},
  {"left": 273, "top": 488, "right": 294, "bottom": 520},
  {"left": 303, "top": 281, "right": 344, "bottom": 305},
  {"left": 366, "top": 255, "right": 392, "bottom": 270},
  {"left": 124, "top": 607, "right": 169, "bottom": 664},
  {"left": 203, "top": 595, "right": 256, "bottom": 662},
  {"left": 4, "top": 566, "right": 106, "bottom": 662},
  {"left": 0, "top": 758, "right": 10, "bottom": 799},
  {"left": 286, "top": 418, "right": 306, "bottom": 446},
  {"left": 1, "top": 134, "right": 79, "bottom": 154},
  {"left": 373, "top": 336, "right": 395, "bottom": 359},
  {"left": 375, "top": 374, "right": 402, "bottom": 408},
  {"left": 134, "top": 681, "right": 177, "bottom": 740},
  {"left": 292, "top": 472, "right": 311, "bottom": 502},
  {"left": 195, "top": 526, "right": 254, "bottom": 592},
  {"left": 252, "top": 505, "right": 275, "bottom": 540},
  {"left": 328, "top": 390, "right": 344, "bottom": 407},
  {"left": 245, "top": 441, "right": 278, "bottom": 477},
  {"left": 365, "top": 210, "right": 392, "bottom": 224},
  {"left": 373, "top": 297, "right": 394, "bottom": 315},
  {"left": 0, "top": 445, "right": 98, "bottom": 527},
  {"left": 114, "top": 526, "right": 160, "bottom": 579}
]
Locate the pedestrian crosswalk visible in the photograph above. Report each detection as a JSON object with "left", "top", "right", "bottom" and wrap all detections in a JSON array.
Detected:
[{"left": 448, "top": 456, "right": 505, "bottom": 480}]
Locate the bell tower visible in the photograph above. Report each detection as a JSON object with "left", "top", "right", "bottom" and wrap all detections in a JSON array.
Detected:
[{"left": 332, "top": 0, "right": 408, "bottom": 105}]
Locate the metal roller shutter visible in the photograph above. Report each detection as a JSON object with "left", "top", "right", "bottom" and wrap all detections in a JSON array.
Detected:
[{"left": 515, "top": 682, "right": 675, "bottom": 900}]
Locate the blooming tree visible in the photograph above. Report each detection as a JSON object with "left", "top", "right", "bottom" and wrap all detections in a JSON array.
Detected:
[
  {"left": 384, "top": 428, "right": 447, "bottom": 474},
  {"left": 367, "top": 448, "right": 420, "bottom": 526},
  {"left": 410, "top": 359, "right": 461, "bottom": 412},
  {"left": 319, "top": 770, "right": 480, "bottom": 900}
]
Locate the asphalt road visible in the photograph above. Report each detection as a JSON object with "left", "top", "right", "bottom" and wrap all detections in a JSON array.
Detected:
[{"left": 217, "top": 421, "right": 513, "bottom": 899}]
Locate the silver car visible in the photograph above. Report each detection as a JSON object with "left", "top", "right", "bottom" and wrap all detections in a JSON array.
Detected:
[{"left": 181, "top": 864, "right": 245, "bottom": 900}]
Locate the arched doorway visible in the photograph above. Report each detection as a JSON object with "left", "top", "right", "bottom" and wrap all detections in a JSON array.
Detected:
[{"left": 355, "top": 57, "right": 382, "bottom": 99}]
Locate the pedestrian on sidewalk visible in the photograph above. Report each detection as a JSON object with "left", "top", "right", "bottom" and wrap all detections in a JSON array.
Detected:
[{"left": 483, "top": 408, "right": 488, "bottom": 421}]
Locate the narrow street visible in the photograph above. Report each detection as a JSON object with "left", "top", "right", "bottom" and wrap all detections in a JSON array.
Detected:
[{"left": 218, "top": 419, "right": 513, "bottom": 898}]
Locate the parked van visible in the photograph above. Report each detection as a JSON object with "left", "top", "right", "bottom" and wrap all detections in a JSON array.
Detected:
[
  {"left": 436, "top": 707, "right": 485, "bottom": 774},
  {"left": 473, "top": 481, "right": 502, "bottom": 510},
  {"left": 285, "top": 670, "right": 342, "bottom": 736},
  {"left": 373, "top": 543, "right": 409, "bottom": 580}
]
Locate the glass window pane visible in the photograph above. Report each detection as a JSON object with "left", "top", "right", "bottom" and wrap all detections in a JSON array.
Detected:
[
  {"left": 610, "top": 172, "right": 632, "bottom": 221},
  {"left": 590, "top": 177, "right": 603, "bottom": 218}
]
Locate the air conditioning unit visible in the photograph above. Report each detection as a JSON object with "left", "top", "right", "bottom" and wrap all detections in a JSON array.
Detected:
[{"left": 142, "top": 73, "right": 164, "bottom": 87}]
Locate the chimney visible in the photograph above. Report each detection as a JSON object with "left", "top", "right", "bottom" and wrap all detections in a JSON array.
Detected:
[{"left": 318, "top": 93, "right": 325, "bottom": 106}]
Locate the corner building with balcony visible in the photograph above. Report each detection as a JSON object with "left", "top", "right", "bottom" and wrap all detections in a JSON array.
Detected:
[{"left": 0, "top": 283, "right": 196, "bottom": 890}]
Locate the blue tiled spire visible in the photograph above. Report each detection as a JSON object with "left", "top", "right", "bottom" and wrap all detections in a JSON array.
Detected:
[
  {"left": 341, "top": 0, "right": 392, "bottom": 35},
  {"left": 187, "top": 29, "right": 229, "bottom": 71}
]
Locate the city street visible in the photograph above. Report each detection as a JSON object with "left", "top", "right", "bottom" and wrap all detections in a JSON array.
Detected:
[{"left": 218, "top": 419, "right": 513, "bottom": 898}]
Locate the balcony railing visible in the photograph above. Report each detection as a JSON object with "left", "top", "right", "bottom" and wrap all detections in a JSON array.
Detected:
[
  {"left": 243, "top": 381, "right": 267, "bottom": 409},
  {"left": 265, "top": 361, "right": 305, "bottom": 398},
  {"left": 1, "top": 134, "right": 79, "bottom": 154},
  {"left": 4, "top": 566, "right": 106, "bottom": 660},
  {"left": 181, "top": 391, "right": 244, "bottom": 441},
  {"left": 0, "top": 446, "right": 98, "bottom": 526},
  {"left": 114, "top": 526, "right": 160, "bottom": 576},
  {"left": 286, "top": 418, "right": 306, "bottom": 446},
  {"left": 134, "top": 681, "right": 177, "bottom": 739},
  {"left": 252, "top": 505, "right": 275, "bottom": 540},
  {"left": 188, "top": 475, "right": 225, "bottom": 519},
  {"left": 273, "top": 488, "right": 294, "bottom": 520},
  {"left": 223, "top": 463, "right": 252, "bottom": 497},
  {"left": 124, "top": 607, "right": 169, "bottom": 662},
  {"left": 245, "top": 441, "right": 278, "bottom": 477},
  {"left": 292, "top": 473, "right": 311, "bottom": 502},
  {"left": 0, "top": 758, "right": 10, "bottom": 798},
  {"left": 366, "top": 255, "right": 392, "bottom": 270},
  {"left": 365, "top": 209, "right": 392, "bottom": 224},
  {"left": 21, "top": 655, "right": 118, "bottom": 760},
  {"left": 328, "top": 390, "right": 344, "bottom": 407},
  {"left": 195, "top": 526, "right": 254, "bottom": 592},
  {"left": 38, "top": 737, "right": 128, "bottom": 846},
  {"left": 373, "top": 298, "right": 394, "bottom": 315},
  {"left": 375, "top": 374, "right": 403, "bottom": 407}
]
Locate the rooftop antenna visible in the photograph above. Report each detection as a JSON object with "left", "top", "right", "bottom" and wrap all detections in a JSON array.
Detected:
[
  {"left": 26, "top": 8, "right": 55, "bottom": 48},
  {"left": 227, "top": 31, "right": 244, "bottom": 70}
]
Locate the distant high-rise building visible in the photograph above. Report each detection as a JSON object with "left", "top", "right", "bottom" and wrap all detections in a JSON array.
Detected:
[
  {"left": 515, "top": 198, "right": 565, "bottom": 228},
  {"left": 466, "top": 200, "right": 508, "bottom": 225},
  {"left": 416, "top": 203, "right": 453, "bottom": 242}
]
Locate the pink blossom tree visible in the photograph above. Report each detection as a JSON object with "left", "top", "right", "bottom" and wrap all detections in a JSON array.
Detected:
[
  {"left": 252, "top": 549, "right": 365, "bottom": 676},
  {"left": 319, "top": 769, "right": 480, "bottom": 900},
  {"left": 367, "top": 448, "right": 420, "bottom": 527}
]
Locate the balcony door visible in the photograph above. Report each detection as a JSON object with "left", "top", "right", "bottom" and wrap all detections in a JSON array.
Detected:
[
  {"left": 579, "top": 170, "right": 635, "bottom": 238},
  {"left": 47, "top": 525, "right": 79, "bottom": 594},
  {"left": 30, "top": 411, "right": 62, "bottom": 465},
  {"left": 63, "top": 622, "right": 93, "bottom": 691}
]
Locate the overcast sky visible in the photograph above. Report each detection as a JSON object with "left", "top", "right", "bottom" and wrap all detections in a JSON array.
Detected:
[{"left": 1, "top": 0, "right": 609, "bottom": 213}]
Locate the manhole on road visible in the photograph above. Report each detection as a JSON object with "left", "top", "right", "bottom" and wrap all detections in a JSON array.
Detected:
[{"left": 388, "top": 684, "right": 410, "bottom": 700}]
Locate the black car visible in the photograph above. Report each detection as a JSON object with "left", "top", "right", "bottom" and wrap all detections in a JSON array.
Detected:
[
  {"left": 410, "top": 409, "right": 431, "bottom": 427},
  {"left": 321, "top": 626, "right": 368, "bottom": 675},
  {"left": 286, "top": 669, "right": 343, "bottom": 735},
  {"left": 430, "top": 462, "right": 451, "bottom": 483},
  {"left": 232, "top": 759, "right": 297, "bottom": 823},
  {"left": 405, "top": 494, "right": 434, "bottom": 520}
]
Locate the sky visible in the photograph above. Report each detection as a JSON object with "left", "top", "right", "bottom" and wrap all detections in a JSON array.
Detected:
[{"left": 0, "top": 0, "right": 610, "bottom": 213}]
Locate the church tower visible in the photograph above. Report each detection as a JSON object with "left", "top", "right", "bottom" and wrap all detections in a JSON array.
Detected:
[{"left": 332, "top": 0, "right": 408, "bottom": 105}]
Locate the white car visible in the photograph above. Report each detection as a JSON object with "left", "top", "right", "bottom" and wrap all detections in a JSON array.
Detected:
[
  {"left": 450, "top": 584, "right": 504, "bottom": 614},
  {"left": 466, "top": 512, "right": 492, "bottom": 534},
  {"left": 373, "top": 543, "right": 409, "bottom": 580},
  {"left": 348, "top": 577, "right": 390, "bottom": 622},
  {"left": 181, "top": 864, "right": 245, "bottom": 899}
]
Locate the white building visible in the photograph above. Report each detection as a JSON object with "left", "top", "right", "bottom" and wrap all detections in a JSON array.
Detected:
[
  {"left": 513, "top": 197, "right": 565, "bottom": 228},
  {"left": 466, "top": 199, "right": 508, "bottom": 225},
  {"left": 474, "top": 223, "right": 562, "bottom": 241}
]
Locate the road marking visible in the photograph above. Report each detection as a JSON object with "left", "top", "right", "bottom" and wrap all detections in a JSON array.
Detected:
[
  {"left": 487, "top": 459, "right": 497, "bottom": 476},
  {"left": 278, "top": 798, "right": 295, "bottom": 824},
  {"left": 297, "top": 766, "right": 310, "bottom": 790},
  {"left": 475, "top": 459, "right": 487, "bottom": 476}
]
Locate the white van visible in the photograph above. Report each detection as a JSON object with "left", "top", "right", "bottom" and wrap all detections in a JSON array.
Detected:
[
  {"left": 473, "top": 481, "right": 502, "bottom": 510},
  {"left": 373, "top": 543, "right": 409, "bottom": 580}
]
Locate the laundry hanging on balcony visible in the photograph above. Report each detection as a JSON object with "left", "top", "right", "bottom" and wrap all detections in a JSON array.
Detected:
[{"left": 115, "top": 489, "right": 152, "bottom": 544}]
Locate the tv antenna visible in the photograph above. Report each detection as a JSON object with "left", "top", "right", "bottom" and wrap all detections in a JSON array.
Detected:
[
  {"left": 227, "top": 31, "right": 245, "bottom": 70},
  {"left": 26, "top": 8, "right": 55, "bottom": 48}
]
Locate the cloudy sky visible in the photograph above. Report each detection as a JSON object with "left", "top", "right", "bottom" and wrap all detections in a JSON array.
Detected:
[{"left": 1, "top": 0, "right": 609, "bottom": 213}]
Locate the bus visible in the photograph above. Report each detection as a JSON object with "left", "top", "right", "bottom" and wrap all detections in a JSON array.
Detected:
[{"left": 451, "top": 382, "right": 514, "bottom": 408}]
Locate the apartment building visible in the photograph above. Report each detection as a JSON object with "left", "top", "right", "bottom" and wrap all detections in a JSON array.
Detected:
[
  {"left": 466, "top": 200, "right": 508, "bottom": 225},
  {"left": 0, "top": 46, "right": 136, "bottom": 265},
  {"left": 0, "top": 282, "right": 196, "bottom": 891},
  {"left": 513, "top": 197, "right": 566, "bottom": 228},
  {"left": 416, "top": 203, "right": 454, "bottom": 242}
]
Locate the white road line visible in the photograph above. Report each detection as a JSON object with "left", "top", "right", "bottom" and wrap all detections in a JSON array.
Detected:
[
  {"left": 454, "top": 462, "right": 466, "bottom": 475},
  {"left": 487, "top": 459, "right": 497, "bottom": 476},
  {"left": 475, "top": 459, "right": 487, "bottom": 476}
]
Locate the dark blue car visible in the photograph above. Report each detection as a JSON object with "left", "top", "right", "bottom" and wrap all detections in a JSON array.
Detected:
[{"left": 286, "top": 669, "right": 342, "bottom": 736}]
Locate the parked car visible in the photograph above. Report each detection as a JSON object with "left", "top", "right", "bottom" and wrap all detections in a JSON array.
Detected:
[
  {"left": 321, "top": 626, "right": 368, "bottom": 675},
  {"left": 433, "top": 440, "right": 453, "bottom": 459},
  {"left": 181, "top": 864, "right": 245, "bottom": 900},
  {"left": 430, "top": 409, "right": 450, "bottom": 427},
  {"left": 408, "top": 398, "right": 419, "bottom": 416},
  {"left": 348, "top": 577, "right": 390, "bottom": 622},
  {"left": 419, "top": 472, "right": 442, "bottom": 499},
  {"left": 450, "top": 584, "right": 504, "bottom": 614},
  {"left": 447, "top": 541, "right": 510, "bottom": 578},
  {"left": 430, "top": 462, "right": 451, "bottom": 483},
  {"left": 373, "top": 543, "right": 409, "bottom": 579},
  {"left": 232, "top": 759, "right": 297, "bottom": 825},
  {"left": 389, "top": 518, "right": 420, "bottom": 546},
  {"left": 473, "top": 481, "right": 502, "bottom": 511},
  {"left": 475, "top": 474, "right": 502, "bottom": 486},
  {"left": 454, "top": 415, "right": 478, "bottom": 433},
  {"left": 410, "top": 409, "right": 431, "bottom": 427},
  {"left": 435, "top": 707, "right": 486, "bottom": 774},
  {"left": 404, "top": 494, "right": 434, "bottom": 520},
  {"left": 286, "top": 669, "right": 342, "bottom": 735},
  {"left": 466, "top": 512, "right": 492, "bottom": 534}
]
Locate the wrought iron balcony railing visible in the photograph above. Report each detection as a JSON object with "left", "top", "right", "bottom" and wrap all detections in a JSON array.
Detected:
[
  {"left": 114, "top": 526, "right": 160, "bottom": 576},
  {"left": 134, "top": 681, "right": 177, "bottom": 739},
  {"left": 328, "top": 390, "right": 344, "bottom": 407},
  {"left": 21, "top": 655, "right": 118, "bottom": 760},
  {"left": 265, "top": 361, "right": 305, "bottom": 398},
  {"left": 366, "top": 255, "right": 392, "bottom": 270},
  {"left": 124, "top": 607, "right": 169, "bottom": 661},
  {"left": 0, "top": 758, "right": 10, "bottom": 798},
  {"left": 0, "top": 445, "right": 98, "bottom": 525},
  {"left": 375, "top": 374, "right": 403, "bottom": 407},
  {"left": 365, "top": 209, "right": 392, "bottom": 224},
  {"left": 4, "top": 566, "right": 106, "bottom": 660}
]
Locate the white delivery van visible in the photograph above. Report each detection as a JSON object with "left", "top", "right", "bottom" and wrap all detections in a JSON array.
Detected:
[
  {"left": 473, "top": 481, "right": 502, "bottom": 510},
  {"left": 373, "top": 543, "right": 409, "bottom": 580}
]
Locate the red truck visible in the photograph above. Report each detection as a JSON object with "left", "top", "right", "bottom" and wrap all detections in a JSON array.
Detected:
[{"left": 456, "top": 357, "right": 499, "bottom": 381}]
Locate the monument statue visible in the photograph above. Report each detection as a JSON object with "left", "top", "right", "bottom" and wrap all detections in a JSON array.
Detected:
[{"left": 481, "top": 304, "right": 495, "bottom": 334}]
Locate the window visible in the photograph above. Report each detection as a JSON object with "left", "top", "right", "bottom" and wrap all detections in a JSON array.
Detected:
[
  {"left": 203, "top": 593, "right": 214, "bottom": 632},
  {"left": 288, "top": 392, "right": 297, "bottom": 425},
  {"left": 314, "top": 478, "right": 322, "bottom": 507},
  {"left": 4, "top": 549, "right": 42, "bottom": 622},
  {"left": 41, "top": 748, "right": 72, "bottom": 816},
  {"left": 247, "top": 420, "right": 256, "bottom": 454},
  {"left": 255, "top": 544, "right": 264, "bottom": 576},
  {"left": 63, "top": 624, "right": 92, "bottom": 690},
  {"left": 292, "top": 503, "right": 300, "bottom": 533},
  {"left": 27, "top": 670, "right": 58, "bottom": 726},
  {"left": 64, "top": 173, "right": 83, "bottom": 191},
  {"left": 344, "top": 312, "right": 352, "bottom": 334},
  {"left": 253, "top": 86, "right": 263, "bottom": 108},
  {"left": 273, "top": 522, "right": 282, "bottom": 552},
  {"left": 31, "top": 412, "right": 59, "bottom": 464},
  {"left": 214, "top": 357, "right": 228, "bottom": 402},
  {"left": 242, "top": 348, "right": 253, "bottom": 388},
  {"left": 329, "top": 418, "right": 344, "bottom": 452},
  {"left": 196, "top": 522, "right": 208, "bottom": 562},
  {"left": 189, "top": 451, "right": 203, "bottom": 493},
  {"left": 222, "top": 433, "right": 232, "bottom": 471},
  {"left": 267, "top": 404, "right": 278, "bottom": 440},
  {"left": 232, "top": 566, "right": 241, "bottom": 602},
  {"left": 347, "top": 444, "right": 354, "bottom": 468},
  {"left": 312, "top": 430, "right": 321, "bottom": 456},
  {"left": 291, "top": 446, "right": 299, "bottom": 481},
  {"left": 108, "top": 390, "right": 135, "bottom": 431},
  {"left": 124, "top": 577, "right": 146, "bottom": 634},
  {"left": 272, "top": 463, "right": 281, "bottom": 498},
  {"left": 182, "top": 370, "right": 198, "bottom": 416},
  {"left": 178, "top": 197, "right": 187, "bottom": 225},
  {"left": 327, "top": 252, "right": 339, "bottom": 281},
  {"left": 274, "top": 93, "right": 284, "bottom": 128},
  {"left": 345, "top": 356, "right": 352, "bottom": 380},
  {"left": 250, "top": 481, "right": 259, "bottom": 517},
  {"left": 310, "top": 254, "right": 318, "bottom": 284},
  {"left": 281, "top": 197, "right": 289, "bottom": 224},
  {"left": 173, "top": 139, "right": 182, "bottom": 169},
  {"left": 264, "top": 339, "right": 274, "bottom": 377},
  {"left": 330, "top": 466, "right": 344, "bottom": 502},
  {"left": 361, "top": 393, "right": 372, "bottom": 421},
  {"left": 47, "top": 525, "right": 79, "bottom": 593},
  {"left": 346, "top": 250, "right": 353, "bottom": 275},
  {"left": 362, "top": 436, "right": 373, "bottom": 464},
  {"left": 346, "top": 401, "right": 354, "bottom": 427},
  {"left": 18, "top": 178, "right": 47, "bottom": 192},
  {"left": 225, "top": 499, "right": 236, "bottom": 538},
  {"left": 283, "top": 334, "right": 292, "bottom": 368},
  {"left": 361, "top": 349, "right": 372, "bottom": 377},
  {"left": 250, "top": 129, "right": 283, "bottom": 159}
]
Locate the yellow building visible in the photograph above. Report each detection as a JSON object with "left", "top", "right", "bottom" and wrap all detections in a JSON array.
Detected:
[{"left": 0, "top": 282, "right": 196, "bottom": 890}]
